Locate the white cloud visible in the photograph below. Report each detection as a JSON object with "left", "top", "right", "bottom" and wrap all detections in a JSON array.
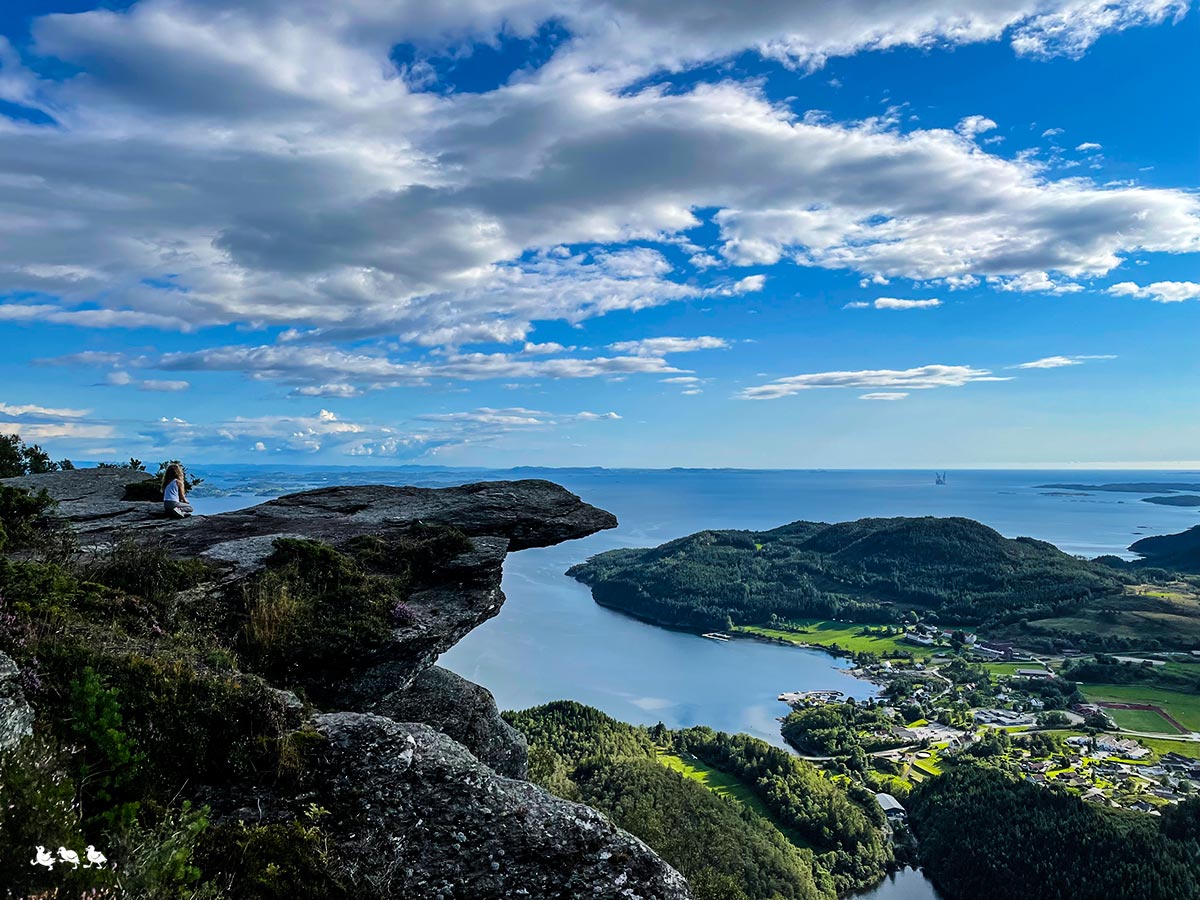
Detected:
[
  {"left": 139, "top": 379, "right": 191, "bottom": 392},
  {"left": 1076, "top": 141, "right": 1103, "bottom": 151},
  {"left": 521, "top": 342, "right": 574, "bottom": 355},
  {"left": 871, "top": 298, "right": 941, "bottom": 310},
  {"left": 1107, "top": 280, "right": 1200, "bottom": 303},
  {"left": 607, "top": 336, "right": 729, "bottom": 356},
  {"left": 845, "top": 298, "right": 939, "bottom": 309},
  {"left": 661, "top": 376, "right": 702, "bottom": 384},
  {"left": 741, "top": 364, "right": 1007, "bottom": 400},
  {"left": 0, "top": 421, "right": 117, "bottom": 440},
  {"left": 956, "top": 115, "right": 997, "bottom": 139},
  {"left": 0, "top": 303, "right": 192, "bottom": 330},
  {"left": 0, "top": 402, "right": 89, "bottom": 419},
  {"left": 1041, "top": 127, "right": 1064, "bottom": 137},
  {"left": 106, "top": 370, "right": 189, "bottom": 391},
  {"left": 993, "top": 271, "right": 1083, "bottom": 294},
  {"left": 417, "top": 407, "right": 619, "bottom": 427},
  {"left": 46, "top": 342, "right": 688, "bottom": 394},
  {"left": 291, "top": 384, "right": 364, "bottom": 398},
  {"left": 1012, "top": 354, "right": 1116, "bottom": 369},
  {"left": 860, "top": 392, "right": 909, "bottom": 400}
]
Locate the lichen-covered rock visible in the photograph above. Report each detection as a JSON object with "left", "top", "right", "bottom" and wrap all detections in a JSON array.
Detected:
[
  {"left": 363, "top": 665, "right": 528, "bottom": 779},
  {"left": 310, "top": 712, "right": 694, "bottom": 900},
  {"left": 0, "top": 652, "right": 34, "bottom": 752}
]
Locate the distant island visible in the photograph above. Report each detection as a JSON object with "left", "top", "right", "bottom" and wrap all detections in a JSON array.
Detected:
[
  {"left": 1143, "top": 495, "right": 1200, "bottom": 507},
  {"left": 1037, "top": 482, "right": 1200, "bottom": 493}
]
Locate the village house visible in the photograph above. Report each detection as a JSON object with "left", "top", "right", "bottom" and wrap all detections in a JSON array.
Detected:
[
  {"left": 1095, "top": 735, "right": 1150, "bottom": 760},
  {"left": 875, "top": 793, "right": 907, "bottom": 823}
]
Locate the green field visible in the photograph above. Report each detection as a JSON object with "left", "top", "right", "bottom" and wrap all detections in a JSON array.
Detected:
[
  {"left": 656, "top": 751, "right": 812, "bottom": 848},
  {"left": 1081, "top": 683, "right": 1200, "bottom": 732},
  {"left": 1137, "top": 737, "right": 1200, "bottom": 760},
  {"left": 737, "top": 621, "right": 937, "bottom": 659},
  {"left": 1107, "top": 707, "right": 1182, "bottom": 734},
  {"left": 985, "top": 661, "right": 1046, "bottom": 676}
]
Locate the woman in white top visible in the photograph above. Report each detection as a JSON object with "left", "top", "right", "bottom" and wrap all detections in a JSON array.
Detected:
[{"left": 162, "top": 462, "right": 193, "bottom": 517}]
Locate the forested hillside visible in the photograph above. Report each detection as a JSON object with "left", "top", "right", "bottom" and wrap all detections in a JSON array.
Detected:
[
  {"left": 910, "top": 766, "right": 1200, "bottom": 900},
  {"left": 505, "top": 702, "right": 892, "bottom": 899},
  {"left": 1131, "top": 524, "right": 1200, "bottom": 572},
  {"left": 569, "top": 516, "right": 1126, "bottom": 629}
]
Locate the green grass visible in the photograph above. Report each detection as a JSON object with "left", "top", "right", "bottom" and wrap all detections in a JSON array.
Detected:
[
  {"left": 737, "top": 620, "right": 936, "bottom": 659},
  {"left": 911, "top": 753, "right": 943, "bottom": 777},
  {"left": 1107, "top": 707, "right": 1183, "bottom": 734},
  {"left": 656, "top": 751, "right": 812, "bottom": 848},
  {"left": 1081, "top": 683, "right": 1200, "bottom": 732},
  {"left": 985, "top": 661, "right": 1043, "bottom": 676},
  {"left": 1137, "top": 737, "right": 1200, "bottom": 760}
]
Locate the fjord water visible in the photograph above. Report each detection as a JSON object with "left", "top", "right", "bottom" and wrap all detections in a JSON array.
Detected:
[
  {"left": 849, "top": 868, "right": 947, "bottom": 900},
  {"left": 193, "top": 467, "right": 1199, "bottom": 744}
]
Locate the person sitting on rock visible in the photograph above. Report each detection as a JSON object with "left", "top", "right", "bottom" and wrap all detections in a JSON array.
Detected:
[{"left": 163, "top": 462, "right": 194, "bottom": 518}]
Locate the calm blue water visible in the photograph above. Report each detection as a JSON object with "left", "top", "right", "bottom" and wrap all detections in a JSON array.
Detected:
[
  {"left": 850, "top": 869, "right": 947, "bottom": 900},
  {"left": 190, "top": 467, "right": 1196, "bottom": 900}
]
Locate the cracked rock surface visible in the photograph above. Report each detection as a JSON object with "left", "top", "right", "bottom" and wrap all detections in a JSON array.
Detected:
[{"left": 312, "top": 713, "right": 693, "bottom": 900}]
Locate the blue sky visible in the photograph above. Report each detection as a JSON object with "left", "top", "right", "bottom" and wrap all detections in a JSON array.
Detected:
[{"left": 0, "top": 0, "right": 1197, "bottom": 468}]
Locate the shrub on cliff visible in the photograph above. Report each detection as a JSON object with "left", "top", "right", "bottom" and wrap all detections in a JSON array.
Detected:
[
  {"left": 0, "top": 432, "right": 68, "bottom": 477},
  {"left": 0, "top": 483, "right": 56, "bottom": 552}
]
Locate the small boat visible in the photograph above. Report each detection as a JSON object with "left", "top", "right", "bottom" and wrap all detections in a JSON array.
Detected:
[{"left": 701, "top": 632, "right": 731, "bottom": 642}]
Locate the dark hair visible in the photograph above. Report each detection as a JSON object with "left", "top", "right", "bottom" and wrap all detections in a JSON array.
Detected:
[{"left": 164, "top": 463, "right": 183, "bottom": 483}]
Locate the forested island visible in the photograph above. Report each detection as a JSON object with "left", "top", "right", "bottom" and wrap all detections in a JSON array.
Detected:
[
  {"left": 1143, "top": 495, "right": 1200, "bottom": 507},
  {"left": 568, "top": 515, "right": 1127, "bottom": 630}
]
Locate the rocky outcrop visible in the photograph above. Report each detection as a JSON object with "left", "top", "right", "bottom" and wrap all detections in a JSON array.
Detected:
[
  {"left": 1, "top": 469, "right": 691, "bottom": 898},
  {"left": 7, "top": 471, "right": 617, "bottom": 696},
  {"left": 365, "top": 665, "right": 528, "bottom": 779},
  {"left": 311, "top": 713, "right": 692, "bottom": 900},
  {"left": 0, "top": 651, "right": 34, "bottom": 753},
  {"left": 1, "top": 467, "right": 160, "bottom": 536}
]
